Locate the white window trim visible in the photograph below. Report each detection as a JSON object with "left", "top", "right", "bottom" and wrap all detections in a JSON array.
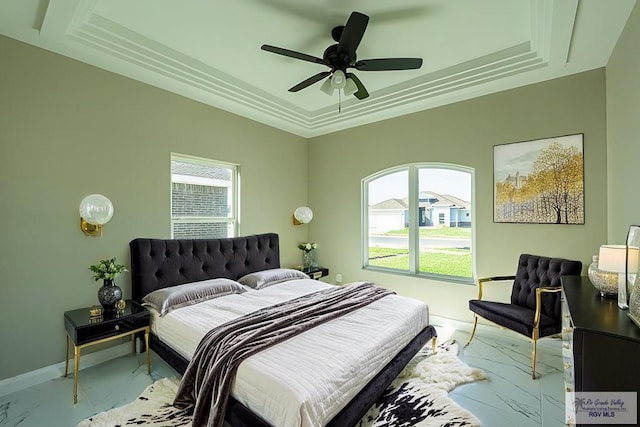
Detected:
[{"left": 171, "top": 173, "right": 231, "bottom": 187}]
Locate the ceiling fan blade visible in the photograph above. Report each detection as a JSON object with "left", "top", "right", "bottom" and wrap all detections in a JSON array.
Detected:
[
  {"left": 289, "top": 71, "right": 331, "bottom": 92},
  {"left": 337, "top": 12, "right": 369, "bottom": 58},
  {"left": 261, "top": 45, "right": 326, "bottom": 66},
  {"left": 346, "top": 73, "right": 369, "bottom": 100},
  {"left": 355, "top": 58, "right": 423, "bottom": 71}
]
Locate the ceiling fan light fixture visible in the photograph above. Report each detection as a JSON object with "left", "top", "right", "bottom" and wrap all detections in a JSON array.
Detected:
[
  {"left": 261, "top": 11, "right": 422, "bottom": 102},
  {"left": 330, "top": 70, "right": 346, "bottom": 89},
  {"left": 343, "top": 77, "right": 358, "bottom": 96},
  {"left": 320, "top": 78, "right": 334, "bottom": 95}
]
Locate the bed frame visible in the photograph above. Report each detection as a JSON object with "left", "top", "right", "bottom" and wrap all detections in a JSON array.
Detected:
[{"left": 130, "top": 233, "right": 436, "bottom": 427}]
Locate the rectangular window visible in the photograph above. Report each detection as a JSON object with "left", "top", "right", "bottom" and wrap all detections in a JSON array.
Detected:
[
  {"left": 171, "top": 153, "right": 239, "bottom": 239},
  {"left": 438, "top": 213, "right": 445, "bottom": 224}
]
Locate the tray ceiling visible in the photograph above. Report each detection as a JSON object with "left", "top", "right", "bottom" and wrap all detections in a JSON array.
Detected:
[{"left": 0, "top": 0, "right": 636, "bottom": 137}]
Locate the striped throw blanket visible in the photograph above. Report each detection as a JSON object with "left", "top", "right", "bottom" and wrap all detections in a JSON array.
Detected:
[{"left": 173, "top": 281, "right": 394, "bottom": 427}]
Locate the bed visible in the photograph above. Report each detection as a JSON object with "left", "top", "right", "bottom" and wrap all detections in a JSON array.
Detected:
[{"left": 129, "top": 233, "right": 437, "bottom": 427}]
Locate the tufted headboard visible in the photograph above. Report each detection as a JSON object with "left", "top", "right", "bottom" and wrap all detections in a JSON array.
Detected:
[{"left": 129, "top": 233, "right": 280, "bottom": 304}]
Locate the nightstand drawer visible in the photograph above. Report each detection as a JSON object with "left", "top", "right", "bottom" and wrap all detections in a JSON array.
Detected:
[
  {"left": 302, "top": 267, "right": 329, "bottom": 280},
  {"left": 64, "top": 301, "right": 150, "bottom": 346},
  {"left": 74, "top": 316, "right": 147, "bottom": 345}
]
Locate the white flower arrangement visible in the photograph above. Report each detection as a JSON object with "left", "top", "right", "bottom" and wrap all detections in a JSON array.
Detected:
[
  {"left": 297, "top": 242, "right": 318, "bottom": 253},
  {"left": 89, "top": 257, "right": 127, "bottom": 281}
]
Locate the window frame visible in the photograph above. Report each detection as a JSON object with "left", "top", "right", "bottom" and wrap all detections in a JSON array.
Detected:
[
  {"left": 170, "top": 153, "right": 240, "bottom": 239},
  {"left": 362, "top": 163, "right": 474, "bottom": 284}
]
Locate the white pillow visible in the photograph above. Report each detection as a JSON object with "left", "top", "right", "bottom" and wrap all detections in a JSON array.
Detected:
[
  {"left": 238, "top": 268, "right": 309, "bottom": 289},
  {"left": 142, "top": 278, "right": 246, "bottom": 316}
]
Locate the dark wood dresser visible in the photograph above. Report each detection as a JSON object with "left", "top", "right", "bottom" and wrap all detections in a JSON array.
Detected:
[{"left": 561, "top": 276, "right": 640, "bottom": 426}]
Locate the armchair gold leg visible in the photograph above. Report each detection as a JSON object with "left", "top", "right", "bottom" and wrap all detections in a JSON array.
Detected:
[
  {"left": 432, "top": 337, "right": 437, "bottom": 354},
  {"left": 531, "top": 337, "right": 538, "bottom": 379},
  {"left": 531, "top": 324, "right": 540, "bottom": 379},
  {"left": 465, "top": 315, "right": 478, "bottom": 347}
]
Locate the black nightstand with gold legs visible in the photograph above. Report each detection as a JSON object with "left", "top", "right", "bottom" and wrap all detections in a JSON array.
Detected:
[{"left": 63, "top": 301, "right": 150, "bottom": 403}]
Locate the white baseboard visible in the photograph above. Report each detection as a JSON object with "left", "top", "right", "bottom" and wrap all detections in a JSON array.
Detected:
[{"left": 0, "top": 342, "right": 132, "bottom": 398}]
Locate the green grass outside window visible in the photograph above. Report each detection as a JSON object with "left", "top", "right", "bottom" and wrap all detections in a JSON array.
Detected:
[{"left": 369, "top": 248, "right": 472, "bottom": 277}]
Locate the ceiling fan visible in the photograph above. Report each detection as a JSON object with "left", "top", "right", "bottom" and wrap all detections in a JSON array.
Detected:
[{"left": 261, "top": 11, "right": 423, "bottom": 100}]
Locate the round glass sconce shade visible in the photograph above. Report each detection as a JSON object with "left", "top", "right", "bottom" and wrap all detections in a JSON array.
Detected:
[
  {"left": 293, "top": 207, "right": 313, "bottom": 224},
  {"left": 79, "top": 194, "right": 114, "bottom": 225}
]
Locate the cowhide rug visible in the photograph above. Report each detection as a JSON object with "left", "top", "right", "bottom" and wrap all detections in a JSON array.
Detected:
[{"left": 77, "top": 340, "right": 486, "bottom": 427}]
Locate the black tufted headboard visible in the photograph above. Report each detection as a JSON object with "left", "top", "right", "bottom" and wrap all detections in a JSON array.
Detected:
[{"left": 129, "top": 233, "right": 280, "bottom": 304}]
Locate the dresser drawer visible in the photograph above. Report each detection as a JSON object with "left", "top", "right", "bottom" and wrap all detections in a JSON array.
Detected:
[
  {"left": 561, "top": 291, "right": 576, "bottom": 425},
  {"left": 561, "top": 324, "right": 574, "bottom": 359},
  {"left": 561, "top": 297, "right": 574, "bottom": 355},
  {"left": 562, "top": 356, "right": 574, "bottom": 391}
]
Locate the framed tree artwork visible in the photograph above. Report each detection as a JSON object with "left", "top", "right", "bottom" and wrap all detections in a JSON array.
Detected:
[{"left": 493, "top": 133, "right": 584, "bottom": 224}]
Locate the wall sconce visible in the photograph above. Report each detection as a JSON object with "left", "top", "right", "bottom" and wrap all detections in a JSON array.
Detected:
[
  {"left": 79, "top": 194, "right": 114, "bottom": 237},
  {"left": 293, "top": 206, "right": 313, "bottom": 225}
]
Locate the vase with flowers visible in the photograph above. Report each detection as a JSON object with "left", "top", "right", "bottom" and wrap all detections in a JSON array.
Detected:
[
  {"left": 89, "top": 257, "right": 127, "bottom": 311},
  {"left": 298, "top": 242, "right": 318, "bottom": 270}
]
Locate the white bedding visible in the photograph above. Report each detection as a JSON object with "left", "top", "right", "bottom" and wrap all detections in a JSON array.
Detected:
[{"left": 151, "top": 279, "right": 429, "bottom": 427}]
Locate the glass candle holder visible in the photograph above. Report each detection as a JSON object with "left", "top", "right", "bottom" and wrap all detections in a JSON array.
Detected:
[{"left": 587, "top": 255, "right": 619, "bottom": 297}]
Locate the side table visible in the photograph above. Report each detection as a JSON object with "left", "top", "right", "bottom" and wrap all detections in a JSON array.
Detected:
[{"left": 63, "top": 300, "right": 150, "bottom": 403}]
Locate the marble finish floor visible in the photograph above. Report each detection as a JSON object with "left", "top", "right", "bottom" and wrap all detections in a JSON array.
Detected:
[
  {"left": 0, "top": 321, "right": 566, "bottom": 427},
  {"left": 446, "top": 322, "right": 565, "bottom": 427}
]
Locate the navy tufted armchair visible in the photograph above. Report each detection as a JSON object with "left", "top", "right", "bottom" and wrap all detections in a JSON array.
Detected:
[{"left": 465, "top": 254, "right": 582, "bottom": 379}]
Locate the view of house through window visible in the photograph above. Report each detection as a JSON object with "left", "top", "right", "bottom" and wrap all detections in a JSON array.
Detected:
[
  {"left": 363, "top": 164, "right": 473, "bottom": 281},
  {"left": 171, "top": 153, "right": 239, "bottom": 239}
]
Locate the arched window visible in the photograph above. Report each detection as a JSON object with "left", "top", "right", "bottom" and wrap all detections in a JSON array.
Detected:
[{"left": 362, "top": 164, "right": 474, "bottom": 282}]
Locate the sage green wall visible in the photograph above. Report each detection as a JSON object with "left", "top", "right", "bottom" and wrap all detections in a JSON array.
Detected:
[
  {"left": 308, "top": 70, "right": 607, "bottom": 321},
  {"left": 0, "top": 36, "right": 308, "bottom": 380},
  {"left": 0, "top": 30, "right": 617, "bottom": 380},
  {"left": 607, "top": 2, "right": 640, "bottom": 243}
]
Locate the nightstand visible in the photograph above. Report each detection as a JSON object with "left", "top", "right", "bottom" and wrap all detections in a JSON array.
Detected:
[
  {"left": 303, "top": 266, "right": 329, "bottom": 280},
  {"left": 63, "top": 300, "right": 150, "bottom": 403}
]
